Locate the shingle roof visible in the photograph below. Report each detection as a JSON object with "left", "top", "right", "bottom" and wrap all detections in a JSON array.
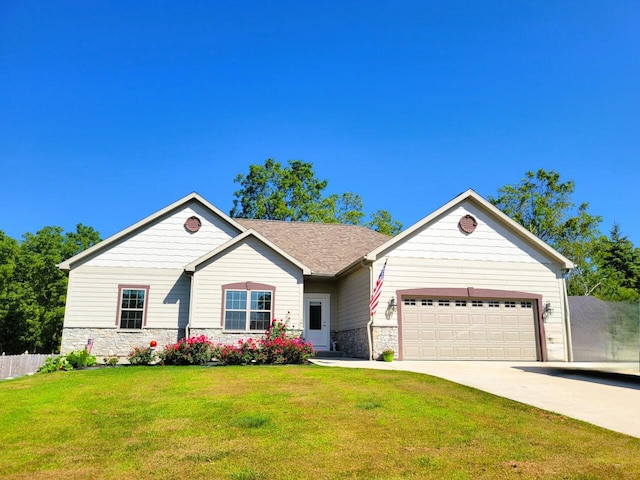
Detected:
[{"left": 235, "top": 219, "right": 390, "bottom": 276}]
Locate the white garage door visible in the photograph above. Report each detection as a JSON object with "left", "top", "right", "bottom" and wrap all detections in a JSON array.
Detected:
[{"left": 401, "top": 297, "right": 538, "bottom": 360}]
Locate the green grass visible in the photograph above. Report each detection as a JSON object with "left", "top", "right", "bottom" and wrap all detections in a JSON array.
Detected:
[{"left": 1, "top": 365, "right": 638, "bottom": 479}]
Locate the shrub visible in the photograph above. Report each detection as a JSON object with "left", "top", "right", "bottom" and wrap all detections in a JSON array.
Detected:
[
  {"left": 128, "top": 346, "right": 157, "bottom": 365},
  {"left": 103, "top": 355, "right": 119, "bottom": 366},
  {"left": 213, "top": 319, "right": 314, "bottom": 365},
  {"left": 65, "top": 350, "right": 97, "bottom": 368},
  {"left": 38, "top": 356, "right": 72, "bottom": 373},
  {"left": 37, "top": 350, "right": 96, "bottom": 373},
  {"left": 159, "top": 335, "right": 214, "bottom": 365}
]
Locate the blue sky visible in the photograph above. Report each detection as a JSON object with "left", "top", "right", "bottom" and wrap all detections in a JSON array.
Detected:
[{"left": 1, "top": 1, "right": 639, "bottom": 246}]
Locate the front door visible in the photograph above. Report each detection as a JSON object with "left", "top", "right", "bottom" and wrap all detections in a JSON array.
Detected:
[{"left": 304, "top": 294, "right": 330, "bottom": 351}]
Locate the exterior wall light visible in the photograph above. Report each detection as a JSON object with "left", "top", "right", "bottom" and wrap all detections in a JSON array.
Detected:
[
  {"left": 388, "top": 297, "right": 397, "bottom": 311},
  {"left": 542, "top": 302, "right": 554, "bottom": 320}
]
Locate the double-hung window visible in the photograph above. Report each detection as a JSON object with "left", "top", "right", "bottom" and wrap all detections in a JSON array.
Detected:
[
  {"left": 223, "top": 283, "right": 274, "bottom": 331},
  {"left": 117, "top": 285, "right": 149, "bottom": 329}
]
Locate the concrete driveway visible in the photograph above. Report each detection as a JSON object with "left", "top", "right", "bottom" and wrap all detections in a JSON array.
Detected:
[{"left": 310, "top": 358, "right": 640, "bottom": 438}]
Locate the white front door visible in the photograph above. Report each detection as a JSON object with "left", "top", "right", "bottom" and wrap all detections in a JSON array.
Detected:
[{"left": 304, "top": 294, "right": 330, "bottom": 352}]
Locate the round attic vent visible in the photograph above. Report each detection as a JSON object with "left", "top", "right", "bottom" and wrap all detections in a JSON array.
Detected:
[
  {"left": 458, "top": 215, "right": 477, "bottom": 234},
  {"left": 184, "top": 216, "right": 202, "bottom": 233}
]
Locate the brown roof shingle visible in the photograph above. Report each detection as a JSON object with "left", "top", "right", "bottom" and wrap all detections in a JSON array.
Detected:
[{"left": 235, "top": 219, "right": 390, "bottom": 276}]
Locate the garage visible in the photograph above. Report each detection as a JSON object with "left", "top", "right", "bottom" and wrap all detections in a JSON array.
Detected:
[{"left": 401, "top": 296, "right": 539, "bottom": 360}]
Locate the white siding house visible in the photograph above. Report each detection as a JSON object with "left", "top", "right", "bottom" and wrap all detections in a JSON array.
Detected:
[{"left": 59, "top": 189, "right": 573, "bottom": 362}]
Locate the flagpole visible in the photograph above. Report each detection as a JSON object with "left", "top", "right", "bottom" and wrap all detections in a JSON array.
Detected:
[{"left": 367, "top": 258, "right": 387, "bottom": 360}]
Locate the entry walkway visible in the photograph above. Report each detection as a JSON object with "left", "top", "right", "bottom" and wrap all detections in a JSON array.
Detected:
[{"left": 310, "top": 358, "right": 640, "bottom": 438}]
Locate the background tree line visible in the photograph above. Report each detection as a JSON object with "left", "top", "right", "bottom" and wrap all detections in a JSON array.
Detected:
[
  {"left": 0, "top": 225, "right": 101, "bottom": 354},
  {"left": 1, "top": 160, "right": 638, "bottom": 354}
]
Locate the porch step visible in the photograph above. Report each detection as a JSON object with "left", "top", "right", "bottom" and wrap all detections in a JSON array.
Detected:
[{"left": 313, "top": 350, "right": 347, "bottom": 358}]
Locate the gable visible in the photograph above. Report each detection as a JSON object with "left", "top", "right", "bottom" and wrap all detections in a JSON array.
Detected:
[
  {"left": 186, "top": 229, "right": 311, "bottom": 275},
  {"left": 367, "top": 189, "right": 573, "bottom": 269},
  {"left": 192, "top": 235, "right": 304, "bottom": 281},
  {"left": 388, "top": 200, "right": 554, "bottom": 265},
  {"left": 62, "top": 199, "right": 242, "bottom": 270}
]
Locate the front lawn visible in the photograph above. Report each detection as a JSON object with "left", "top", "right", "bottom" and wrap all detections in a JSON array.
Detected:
[{"left": 1, "top": 365, "right": 638, "bottom": 479}]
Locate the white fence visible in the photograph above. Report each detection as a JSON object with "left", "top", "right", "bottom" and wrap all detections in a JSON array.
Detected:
[{"left": 0, "top": 354, "right": 51, "bottom": 379}]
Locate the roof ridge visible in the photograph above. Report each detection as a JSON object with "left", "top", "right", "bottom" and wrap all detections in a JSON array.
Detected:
[{"left": 235, "top": 218, "right": 390, "bottom": 233}]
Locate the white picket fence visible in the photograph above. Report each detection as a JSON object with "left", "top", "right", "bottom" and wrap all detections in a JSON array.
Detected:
[{"left": 0, "top": 353, "right": 51, "bottom": 379}]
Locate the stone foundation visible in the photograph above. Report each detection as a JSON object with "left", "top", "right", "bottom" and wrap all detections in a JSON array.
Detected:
[
  {"left": 190, "top": 328, "right": 304, "bottom": 346},
  {"left": 61, "top": 328, "right": 184, "bottom": 361},
  {"left": 61, "top": 326, "right": 308, "bottom": 362}
]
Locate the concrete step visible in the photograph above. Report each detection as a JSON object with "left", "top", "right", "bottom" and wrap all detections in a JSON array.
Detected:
[{"left": 313, "top": 350, "right": 347, "bottom": 358}]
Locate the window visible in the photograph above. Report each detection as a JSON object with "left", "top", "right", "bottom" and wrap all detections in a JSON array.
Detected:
[
  {"left": 472, "top": 300, "right": 483, "bottom": 307},
  {"left": 455, "top": 300, "right": 467, "bottom": 307},
  {"left": 438, "top": 299, "right": 450, "bottom": 307},
  {"left": 223, "top": 285, "right": 274, "bottom": 331},
  {"left": 505, "top": 301, "right": 516, "bottom": 308},
  {"left": 404, "top": 298, "right": 416, "bottom": 306},
  {"left": 488, "top": 301, "right": 500, "bottom": 308},
  {"left": 117, "top": 286, "right": 149, "bottom": 329},
  {"left": 521, "top": 301, "right": 533, "bottom": 309},
  {"left": 421, "top": 299, "right": 433, "bottom": 306}
]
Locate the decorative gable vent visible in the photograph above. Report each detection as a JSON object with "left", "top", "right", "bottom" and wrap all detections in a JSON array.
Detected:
[
  {"left": 458, "top": 215, "right": 477, "bottom": 234},
  {"left": 184, "top": 216, "right": 202, "bottom": 233}
]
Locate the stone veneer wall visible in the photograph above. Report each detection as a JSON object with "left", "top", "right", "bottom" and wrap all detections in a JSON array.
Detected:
[
  {"left": 371, "top": 325, "right": 399, "bottom": 360},
  {"left": 61, "top": 328, "right": 184, "bottom": 360},
  {"left": 333, "top": 327, "right": 369, "bottom": 358},
  {"left": 61, "top": 327, "right": 307, "bottom": 362},
  {"left": 190, "top": 328, "right": 304, "bottom": 346}
]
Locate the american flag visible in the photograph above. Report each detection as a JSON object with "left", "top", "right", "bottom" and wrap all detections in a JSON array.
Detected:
[
  {"left": 86, "top": 339, "right": 94, "bottom": 353},
  {"left": 369, "top": 260, "right": 387, "bottom": 317}
]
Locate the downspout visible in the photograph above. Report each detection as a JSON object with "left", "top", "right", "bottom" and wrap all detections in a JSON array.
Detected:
[
  {"left": 363, "top": 258, "right": 374, "bottom": 361},
  {"left": 561, "top": 275, "right": 573, "bottom": 362},
  {"left": 185, "top": 270, "right": 195, "bottom": 339}
]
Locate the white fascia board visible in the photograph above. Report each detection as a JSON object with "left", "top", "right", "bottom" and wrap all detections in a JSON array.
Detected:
[
  {"left": 185, "top": 229, "right": 311, "bottom": 275},
  {"left": 58, "top": 192, "right": 246, "bottom": 270}
]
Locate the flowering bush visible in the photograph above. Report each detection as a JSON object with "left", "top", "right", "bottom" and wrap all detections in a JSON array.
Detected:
[
  {"left": 128, "top": 346, "right": 157, "bottom": 365},
  {"left": 213, "top": 319, "right": 314, "bottom": 365},
  {"left": 159, "top": 335, "right": 214, "bottom": 365}
]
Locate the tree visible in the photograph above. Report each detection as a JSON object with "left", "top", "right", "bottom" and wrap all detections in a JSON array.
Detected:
[
  {"left": 0, "top": 232, "right": 20, "bottom": 353},
  {"left": 591, "top": 224, "right": 640, "bottom": 301},
  {"left": 231, "top": 159, "right": 403, "bottom": 235},
  {"left": 0, "top": 224, "right": 101, "bottom": 354},
  {"left": 231, "top": 159, "right": 329, "bottom": 222},
  {"left": 365, "top": 210, "right": 403, "bottom": 236},
  {"left": 489, "top": 169, "right": 602, "bottom": 295}
]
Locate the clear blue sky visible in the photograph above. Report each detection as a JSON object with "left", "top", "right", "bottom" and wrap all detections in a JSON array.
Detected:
[{"left": 1, "top": 1, "right": 638, "bottom": 246}]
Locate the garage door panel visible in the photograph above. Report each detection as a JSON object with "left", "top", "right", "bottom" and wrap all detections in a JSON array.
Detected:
[
  {"left": 455, "top": 330, "right": 470, "bottom": 341},
  {"left": 455, "top": 347, "right": 471, "bottom": 357},
  {"left": 401, "top": 297, "right": 537, "bottom": 360},
  {"left": 404, "top": 313, "right": 419, "bottom": 325},
  {"left": 472, "top": 331, "right": 487, "bottom": 341},
  {"left": 403, "top": 328, "right": 420, "bottom": 343},
  {"left": 504, "top": 316, "right": 522, "bottom": 326},
  {"left": 488, "top": 331, "right": 505, "bottom": 342},
  {"left": 420, "top": 314, "right": 436, "bottom": 325},
  {"left": 438, "top": 330, "right": 454, "bottom": 341},
  {"left": 420, "top": 330, "right": 436, "bottom": 341}
]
